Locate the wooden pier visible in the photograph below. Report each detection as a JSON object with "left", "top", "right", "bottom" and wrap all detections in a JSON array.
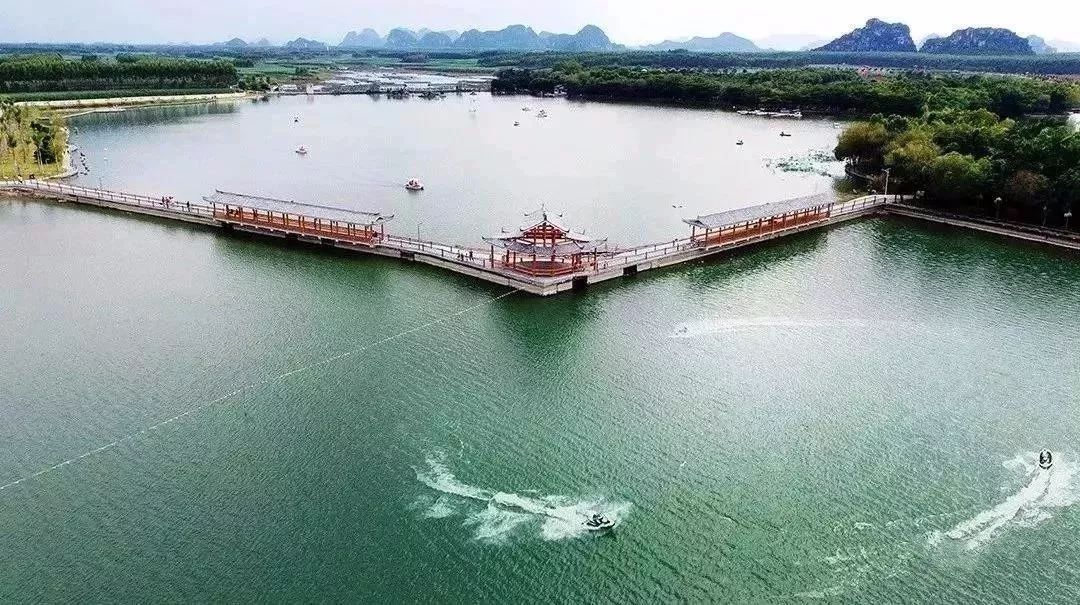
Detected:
[{"left": 1, "top": 180, "right": 891, "bottom": 296}]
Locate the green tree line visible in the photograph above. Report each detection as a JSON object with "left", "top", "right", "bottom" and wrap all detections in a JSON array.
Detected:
[
  {"left": 481, "top": 50, "right": 1080, "bottom": 76},
  {"left": 836, "top": 110, "right": 1080, "bottom": 227},
  {"left": 0, "top": 54, "right": 237, "bottom": 94},
  {"left": 493, "top": 66, "right": 1080, "bottom": 117}
]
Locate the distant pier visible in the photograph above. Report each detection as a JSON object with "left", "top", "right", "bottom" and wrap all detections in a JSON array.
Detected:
[{"left": 3, "top": 180, "right": 904, "bottom": 295}]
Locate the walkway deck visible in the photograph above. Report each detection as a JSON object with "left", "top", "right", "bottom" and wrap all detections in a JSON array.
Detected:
[{"left": 1, "top": 180, "right": 890, "bottom": 296}]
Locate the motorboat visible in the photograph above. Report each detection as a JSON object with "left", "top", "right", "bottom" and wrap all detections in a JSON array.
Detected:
[
  {"left": 405, "top": 178, "right": 425, "bottom": 191},
  {"left": 583, "top": 512, "right": 616, "bottom": 531},
  {"left": 779, "top": 132, "right": 792, "bottom": 137},
  {"left": 736, "top": 140, "right": 744, "bottom": 146},
  {"left": 536, "top": 110, "right": 548, "bottom": 118},
  {"left": 1039, "top": 449, "right": 1053, "bottom": 470},
  {"left": 294, "top": 145, "right": 308, "bottom": 155},
  {"left": 513, "top": 121, "right": 520, "bottom": 126},
  {"left": 522, "top": 107, "right": 531, "bottom": 111},
  {"left": 294, "top": 116, "right": 300, "bottom": 123}
]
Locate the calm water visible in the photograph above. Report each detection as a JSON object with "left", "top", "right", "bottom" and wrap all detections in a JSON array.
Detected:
[
  {"left": 4, "top": 99, "right": 1080, "bottom": 602},
  {"left": 68, "top": 95, "right": 844, "bottom": 245},
  {"left": 3, "top": 197, "right": 1080, "bottom": 601}
]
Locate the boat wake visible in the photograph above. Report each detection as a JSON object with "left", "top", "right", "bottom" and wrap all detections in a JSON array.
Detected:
[
  {"left": 670, "top": 317, "right": 869, "bottom": 338},
  {"left": 414, "top": 453, "right": 631, "bottom": 543},
  {"left": 928, "top": 451, "right": 1078, "bottom": 551}
]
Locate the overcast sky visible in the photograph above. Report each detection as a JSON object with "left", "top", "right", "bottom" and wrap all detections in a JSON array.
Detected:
[{"left": 4, "top": 0, "right": 1078, "bottom": 45}]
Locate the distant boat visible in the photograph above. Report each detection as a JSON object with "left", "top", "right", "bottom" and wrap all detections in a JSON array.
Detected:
[
  {"left": 536, "top": 110, "right": 548, "bottom": 118},
  {"left": 294, "top": 116, "right": 300, "bottom": 123},
  {"left": 521, "top": 107, "right": 531, "bottom": 111},
  {"left": 736, "top": 140, "right": 744, "bottom": 146},
  {"left": 294, "top": 145, "right": 308, "bottom": 155},
  {"left": 779, "top": 132, "right": 792, "bottom": 137},
  {"left": 513, "top": 121, "right": 520, "bottom": 126},
  {"left": 405, "top": 178, "right": 424, "bottom": 191}
]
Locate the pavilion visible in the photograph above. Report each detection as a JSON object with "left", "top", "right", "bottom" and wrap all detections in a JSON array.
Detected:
[{"left": 483, "top": 211, "right": 607, "bottom": 277}]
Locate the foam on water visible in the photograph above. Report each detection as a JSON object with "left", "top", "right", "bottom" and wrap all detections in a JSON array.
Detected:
[
  {"left": 929, "top": 451, "right": 1078, "bottom": 551},
  {"left": 670, "top": 316, "right": 869, "bottom": 339},
  {"left": 414, "top": 452, "right": 631, "bottom": 543}
]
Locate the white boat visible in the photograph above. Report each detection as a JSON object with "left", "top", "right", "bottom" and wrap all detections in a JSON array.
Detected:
[
  {"left": 405, "top": 178, "right": 424, "bottom": 191},
  {"left": 294, "top": 145, "right": 308, "bottom": 155},
  {"left": 583, "top": 512, "right": 616, "bottom": 531},
  {"left": 1040, "top": 449, "right": 1053, "bottom": 469},
  {"left": 522, "top": 107, "right": 531, "bottom": 111}
]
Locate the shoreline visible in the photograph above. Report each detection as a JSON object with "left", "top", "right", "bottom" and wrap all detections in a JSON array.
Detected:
[{"left": 18, "top": 91, "right": 252, "bottom": 113}]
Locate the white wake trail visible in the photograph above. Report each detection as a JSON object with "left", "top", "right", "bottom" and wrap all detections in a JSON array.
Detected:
[
  {"left": 415, "top": 453, "right": 631, "bottom": 543},
  {"left": 670, "top": 316, "right": 870, "bottom": 339},
  {"left": 929, "top": 451, "right": 1078, "bottom": 551}
]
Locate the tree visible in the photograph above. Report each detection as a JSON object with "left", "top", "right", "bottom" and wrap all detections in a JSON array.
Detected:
[
  {"left": 884, "top": 127, "right": 940, "bottom": 190},
  {"left": 927, "top": 152, "right": 992, "bottom": 205},
  {"left": 834, "top": 121, "right": 889, "bottom": 166}
]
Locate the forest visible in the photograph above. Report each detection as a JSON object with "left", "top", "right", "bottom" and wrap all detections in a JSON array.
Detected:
[
  {"left": 0, "top": 54, "right": 238, "bottom": 95},
  {"left": 835, "top": 110, "right": 1079, "bottom": 227},
  {"left": 493, "top": 66, "right": 1080, "bottom": 117}
]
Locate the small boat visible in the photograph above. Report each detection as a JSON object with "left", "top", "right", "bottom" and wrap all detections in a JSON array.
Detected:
[
  {"left": 736, "top": 140, "right": 744, "bottom": 146},
  {"left": 583, "top": 512, "right": 616, "bottom": 531},
  {"left": 294, "top": 145, "right": 308, "bottom": 155},
  {"left": 293, "top": 116, "right": 300, "bottom": 123},
  {"left": 779, "top": 132, "right": 792, "bottom": 137},
  {"left": 536, "top": 110, "right": 548, "bottom": 118},
  {"left": 521, "top": 107, "right": 531, "bottom": 111},
  {"left": 513, "top": 121, "right": 520, "bottom": 126},
  {"left": 1040, "top": 449, "right": 1053, "bottom": 470},
  {"left": 405, "top": 178, "right": 424, "bottom": 191}
]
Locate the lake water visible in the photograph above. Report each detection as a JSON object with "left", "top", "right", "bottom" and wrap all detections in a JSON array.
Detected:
[
  {"left": 67, "top": 94, "right": 845, "bottom": 246},
  {"left": 3, "top": 98, "right": 1080, "bottom": 602}
]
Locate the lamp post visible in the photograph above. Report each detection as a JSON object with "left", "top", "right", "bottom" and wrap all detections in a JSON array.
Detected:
[
  {"left": 1065, "top": 210, "right": 1073, "bottom": 230},
  {"left": 994, "top": 197, "right": 1002, "bottom": 220},
  {"left": 417, "top": 221, "right": 423, "bottom": 243},
  {"left": 881, "top": 168, "right": 891, "bottom": 200}
]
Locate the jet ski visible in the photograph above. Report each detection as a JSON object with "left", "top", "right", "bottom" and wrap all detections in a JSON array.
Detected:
[
  {"left": 583, "top": 512, "right": 616, "bottom": 531},
  {"left": 1039, "top": 449, "right": 1053, "bottom": 470}
]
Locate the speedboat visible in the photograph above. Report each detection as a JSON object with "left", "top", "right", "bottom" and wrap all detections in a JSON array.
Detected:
[
  {"left": 583, "top": 512, "right": 616, "bottom": 531},
  {"left": 1040, "top": 449, "right": 1053, "bottom": 470},
  {"left": 779, "top": 132, "right": 792, "bottom": 137},
  {"left": 294, "top": 145, "right": 308, "bottom": 155},
  {"left": 736, "top": 140, "right": 744, "bottom": 146},
  {"left": 513, "top": 121, "right": 520, "bottom": 126},
  {"left": 536, "top": 110, "right": 548, "bottom": 118},
  {"left": 405, "top": 178, "right": 424, "bottom": 191}
]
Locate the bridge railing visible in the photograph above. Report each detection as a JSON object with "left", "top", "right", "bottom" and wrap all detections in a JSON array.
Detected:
[{"left": 11, "top": 180, "right": 218, "bottom": 218}]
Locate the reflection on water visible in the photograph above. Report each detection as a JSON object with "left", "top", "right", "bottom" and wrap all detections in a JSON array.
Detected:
[{"left": 72, "top": 101, "right": 238, "bottom": 130}]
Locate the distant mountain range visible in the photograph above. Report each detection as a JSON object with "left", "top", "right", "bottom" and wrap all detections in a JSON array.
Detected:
[
  {"left": 213, "top": 21, "right": 1078, "bottom": 57},
  {"left": 644, "top": 33, "right": 760, "bottom": 53},
  {"left": 814, "top": 19, "right": 1062, "bottom": 56},
  {"left": 336, "top": 25, "right": 617, "bottom": 51},
  {"left": 814, "top": 19, "right": 917, "bottom": 53},
  {"left": 922, "top": 28, "right": 1034, "bottom": 55}
]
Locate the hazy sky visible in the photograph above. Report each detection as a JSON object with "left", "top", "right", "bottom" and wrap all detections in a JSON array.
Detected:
[{"left": 4, "top": 0, "right": 1078, "bottom": 45}]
